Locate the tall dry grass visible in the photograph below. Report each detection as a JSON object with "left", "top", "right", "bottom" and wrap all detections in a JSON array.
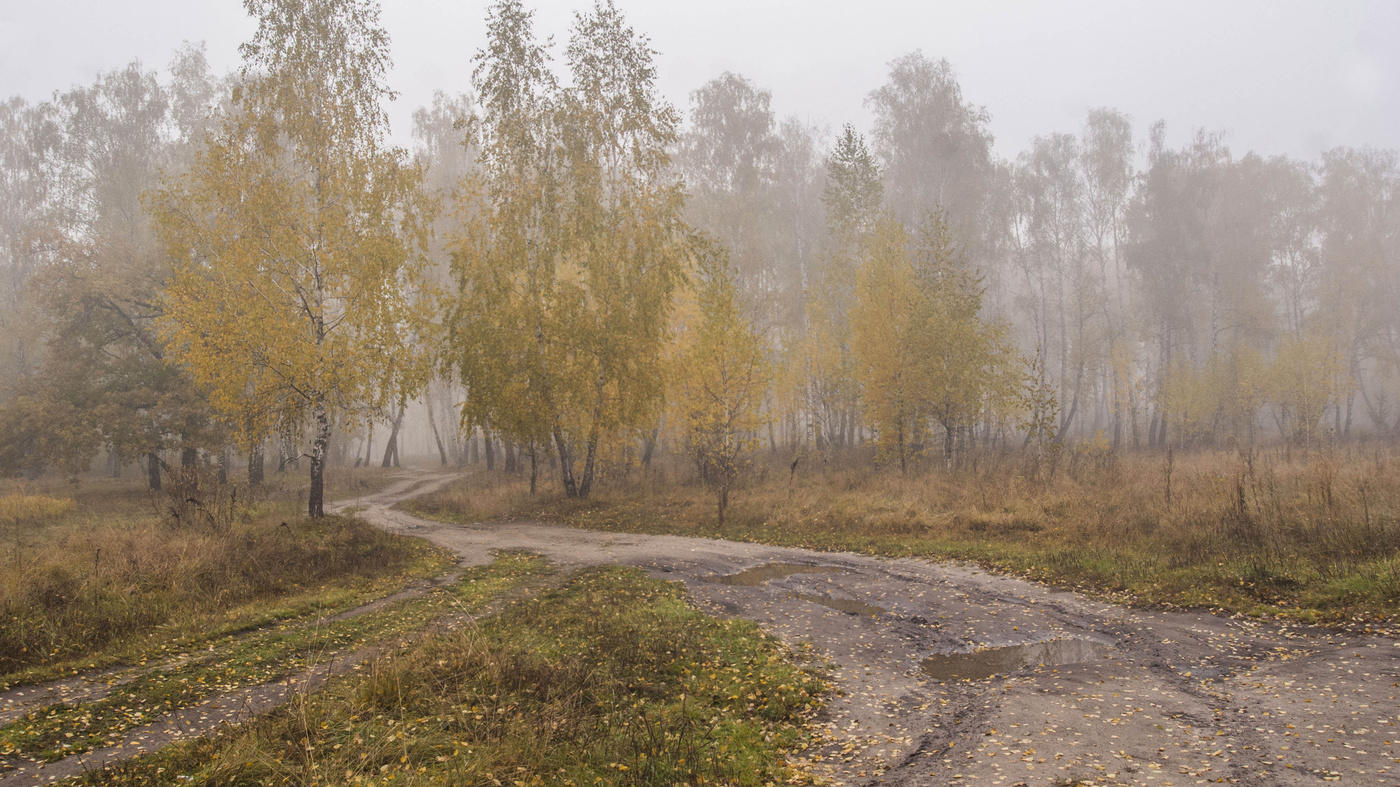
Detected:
[
  {"left": 409, "top": 442, "right": 1400, "bottom": 622},
  {"left": 0, "top": 494, "right": 74, "bottom": 526},
  {"left": 0, "top": 466, "right": 444, "bottom": 677}
]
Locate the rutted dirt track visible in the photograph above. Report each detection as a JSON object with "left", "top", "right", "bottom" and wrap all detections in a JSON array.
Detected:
[{"left": 357, "top": 473, "right": 1400, "bottom": 786}]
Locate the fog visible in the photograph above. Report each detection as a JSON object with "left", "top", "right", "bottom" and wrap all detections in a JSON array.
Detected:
[
  {"left": 2, "top": 0, "right": 1399, "bottom": 490},
  {"left": 7, "top": 9, "right": 1400, "bottom": 783},
  {"left": 4, "top": 0, "right": 1398, "bottom": 160}
]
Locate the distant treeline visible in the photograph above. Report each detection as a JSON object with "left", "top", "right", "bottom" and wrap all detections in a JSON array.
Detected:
[{"left": 0, "top": 0, "right": 1395, "bottom": 515}]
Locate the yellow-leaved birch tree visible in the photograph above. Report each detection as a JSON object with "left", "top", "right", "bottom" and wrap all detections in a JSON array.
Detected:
[
  {"left": 151, "top": 0, "right": 428, "bottom": 517},
  {"left": 672, "top": 242, "right": 769, "bottom": 524},
  {"left": 853, "top": 213, "right": 1015, "bottom": 472},
  {"left": 851, "top": 217, "right": 923, "bottom": 472},
  {"left": 453, "top": 0, "right": 686, "bottom": 499}
]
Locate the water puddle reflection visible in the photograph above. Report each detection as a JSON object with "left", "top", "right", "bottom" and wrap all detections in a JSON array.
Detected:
[
  {"left": 921, "top": 638, "right": 1108, "bottom": 681},
  {"left": 712, "top": 562, "right": 845, "bottom": 586},
  {"left": 791, "top": 592, "right": 885, "bottom": 617}
]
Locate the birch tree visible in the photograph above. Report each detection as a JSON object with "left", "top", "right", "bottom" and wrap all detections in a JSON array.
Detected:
[
  {"left": 805, "top": 124, "right": 880, "bottom": 448},
  {"left": 153, "top": 0, "right": 428, "bottom": 517},
  {"left": 853, "top": 214, "right": 1015, "bottom": 471},
  {"left": 673, "top": 242, "right": 768, "bottom": 524},
  {"left": 453, "top": 0, "right": 686, "bottom": 498}
]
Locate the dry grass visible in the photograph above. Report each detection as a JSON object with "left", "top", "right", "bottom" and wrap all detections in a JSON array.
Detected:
[
  {"left": 0, "top": 495, "right": 74, "bottom": 526},
  {"left": 407, "top": 443, "right": 1400, "bottom": 624},
  {"left": 0, "top": 465, "right": 450, "bottom": 679}
]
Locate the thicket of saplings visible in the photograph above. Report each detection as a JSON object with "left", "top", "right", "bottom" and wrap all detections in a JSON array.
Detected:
[
  {"left": 410, "top": 434, "right": 1400, "bottom": 624},
  {"left": 0, "top": 464, "right": 439, "bottom": 679}
]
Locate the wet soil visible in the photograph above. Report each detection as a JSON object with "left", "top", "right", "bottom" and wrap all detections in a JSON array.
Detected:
[
  {"left": 919, "top": 636, "right": 1109, "bottom": 681},
  {"left": 792, "top": 592, "right": 887, "bottom": 618},
  {"left": 359, "top": 472, "right": 1400, "bottom": 785},
  {"left": 712, "top": 561, "right": 846, "bottom": 585}
]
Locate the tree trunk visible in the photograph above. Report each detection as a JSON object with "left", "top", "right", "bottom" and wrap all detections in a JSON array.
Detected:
[
  {"left": 1055, "top": 368, "right": 1082, "bottom": 443},
  {"left": 425, "top": 390, "right": 448, "bottom": 465},
  {"left": 504, "top": 439, "right": 517, "bottom": 473},
  {"left": 382, "top": 403, "right": 405, "bottom": 468},
  {"left": 381, "top": 427, "right": 395, "bottom": 468},
  {"left": 147, "top": 451, "right": 162, "bottom": 492},
  {"left": 217, "top": 448, "right": 229, "bottom": 485},
  {"left": 248, "top": 443, "right": 265, "bottom": 486},
  {"left": 529, "top": 443, "right": 538, "bottom": 495},
  {"left": 554, "top": 425, "right": 578, "bottom": 497},
  {"left": 309, "top": 400, "right": 331, "bottom": 518},
  {"left": 484, "top": 429, "right": 496, "bottom": 471},
  {"left": 181, "top": 446, "right": 198, "bottom": 469},
  {"left": 641, "top": 427, "right": 659, "bottom": 469},
  {"left": 577, "top": 375, "right": 606, "bottom": 499},
  {"left": 579, "top": 425, "right": 600, "bottom": 498},
  {"left": 717, "top": 485, "right": 728, "bottom": 525}
]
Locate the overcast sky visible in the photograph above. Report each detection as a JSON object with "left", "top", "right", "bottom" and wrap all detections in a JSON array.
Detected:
[{"left": 2, "top": 0, "right": 1396, "bottom": 162}]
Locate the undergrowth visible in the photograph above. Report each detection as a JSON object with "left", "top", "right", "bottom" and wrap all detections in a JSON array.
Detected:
[
  {"left": 0, "top": 553, "right": 551, "bottom": 766},
  {"left": 406, "top": 444, "right": 1400, "bottom": 625},
  {"left": 0, "top": 466, "right": 449, "bottom": 679},
  {"left": 84, "top": 566, "right": 826, "bottom": 785}
]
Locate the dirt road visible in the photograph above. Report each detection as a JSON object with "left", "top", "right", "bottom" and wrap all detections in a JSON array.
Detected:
[{"left": 344, "top": 473, "right": 1400, "bottom": 786}]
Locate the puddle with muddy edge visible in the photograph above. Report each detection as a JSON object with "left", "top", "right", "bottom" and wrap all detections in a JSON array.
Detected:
[
  {"left": 921, "top": 637, "right": 1109, "bottom": 681},
  {"left": 711, "top": 562, "right": 846, "bottom": 586},
  {"left": 791, "top": 592, "right": 885, "bottom": 617}
]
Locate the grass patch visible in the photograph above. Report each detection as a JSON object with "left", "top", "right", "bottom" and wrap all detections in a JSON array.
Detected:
[
  {"left": 0, "top": 466, "right": 452, "bottom": 682},
  {"left": 86, "top": 566, "right": 826, "bottom": 785},
  {"left": 406, "top": 445, "right": 1400, "bottom": 625},
  {"left": 0, "top": 552, "right": 552, "bottom": 766}
]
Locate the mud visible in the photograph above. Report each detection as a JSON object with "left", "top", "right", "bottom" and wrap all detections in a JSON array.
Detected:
[
  {"left": 348, "top": 472, "right": 1400, "bottom": 785},
  {"left": 792, "top": 592, "right": 886, "bottom": 617},
  {"left": 919, "top": 637, "right": 1109, "bottom": 681},
  {"left": 711, "top": 561, "right": 846, "bottom": 585}
]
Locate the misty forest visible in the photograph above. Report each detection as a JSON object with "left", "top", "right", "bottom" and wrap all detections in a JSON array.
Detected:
[{"left": 1, "top": 0, "right": 1397, "bottom": 784}]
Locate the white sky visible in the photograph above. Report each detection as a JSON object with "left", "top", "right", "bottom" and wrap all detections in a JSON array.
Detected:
[{"left": 2, "top": 0, "right": 1396, "bottom": 161}]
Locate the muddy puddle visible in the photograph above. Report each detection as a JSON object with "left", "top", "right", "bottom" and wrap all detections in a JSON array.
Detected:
[
  {"left": 921, "top": 637, "right": 1109, "bottom": 681},
  {"left": 711, "top": 562, "right": 845, "bottom": 586},
  {"left": 792, "top": 592, "right": 885, "bottom": 617}
]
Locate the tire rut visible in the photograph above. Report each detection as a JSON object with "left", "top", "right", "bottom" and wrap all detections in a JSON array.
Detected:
[
  {"left": 0, "top": 473, "right": 543, "bottom": 786},
  {"left": 0, "top": 570, "right": 465, "bottom": 729},
  {"left": 365, "top": 470, "right": 1400, "bottom": 786},
  {"left": 0, "top": 571, "right": 556, "bottom": 787}
]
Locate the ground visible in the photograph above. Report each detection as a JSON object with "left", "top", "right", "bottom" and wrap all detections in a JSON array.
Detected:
[
  {"left": 371, "top": 471, "right": 1400, "bottom": 786},
  {"left": 3, "top": 470, "right": 1397, "bottom": 785}
]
